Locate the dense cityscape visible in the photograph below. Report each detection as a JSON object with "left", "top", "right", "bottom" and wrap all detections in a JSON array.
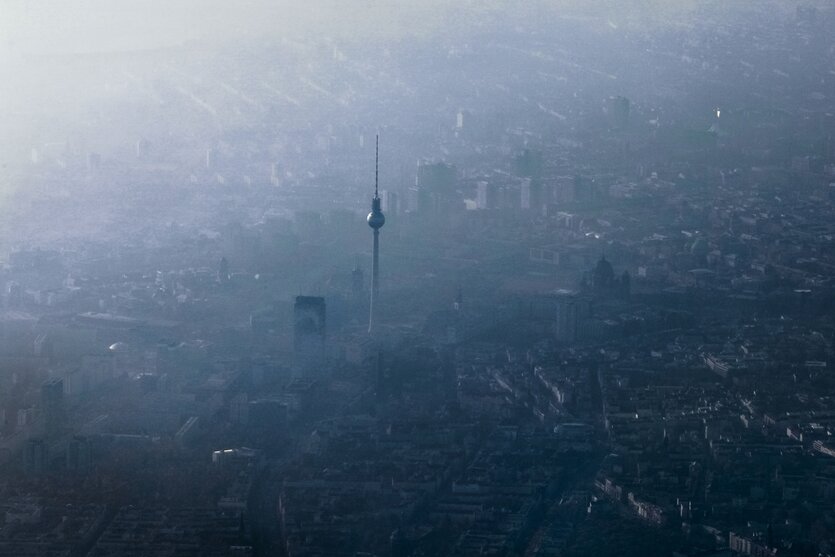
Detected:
[{"left": 1, "top": 2, "right": 835, "bottom": 556}]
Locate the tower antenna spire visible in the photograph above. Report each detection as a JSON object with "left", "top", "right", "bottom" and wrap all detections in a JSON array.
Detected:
[{"left": 367, "top": 133, "right": 385, "bottom": 335}]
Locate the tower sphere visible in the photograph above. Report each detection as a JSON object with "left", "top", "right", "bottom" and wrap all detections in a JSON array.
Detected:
[{"left": 367, "top": 210, "right": 385, "bottom": 229}]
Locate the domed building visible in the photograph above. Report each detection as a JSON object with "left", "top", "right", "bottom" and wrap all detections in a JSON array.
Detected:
[
  {"left": 586, "top": 255, "right": 630, "bottom": 299},
  {"left": 592, "top": 255, "right": 615, "bottom": 292}
]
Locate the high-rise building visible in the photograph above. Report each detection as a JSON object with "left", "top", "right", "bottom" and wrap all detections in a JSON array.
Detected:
[
  {"left": 41, "top": 379, "right": 64, "bottom": 438},
  {"left": 23, "top": 438, "right": 47, "bottom": 475},
  {"left": 555, "top": 296, "right": 579, "bottom": 343},
  {"left": 294, "top": 296, "right": 326, "bottom": 362},
  {"left": 441, "top": 346, "right": 458, "bottom": 404},
  {"left": 554, "top": 294, "right": 590, "bottom": 343},
  {"left": 218, "top": 256, "right": 230, "bottom": 284},
  {"left": 406, "top": 185, "right": 432, "bottom": 214},
  {"left": 367, "top": 136, "right": 386, "bottom": 334},
  {"left": 417, "top": 161, "right": 456, "bottom": 195},
  {"left": 381, "top": 190, "right": 400, "bottom": 215},
  {"left": 271, "top": 162, "right": 282, "bottom": 186},
  {"left": 456, "top": 110, "right": 467, "bottom": 129},
  {"left": 17, "top": 407, "right": 36, "bottom": 430},
  {"left": 66, "top": 436, "right": 92, "bottom": 474},
  {"left": 230, "top": 393, "right": 249, "bottom": 426},
  {"left": 136, "top": 138, "right": 149, "bottom": 158},
  {"left": 607, "top": 96, "right": 630, "bottom": 129},
  {"left": 351, "top": 264, "right": 365, "bottom": 300},
  {"left": 521, "top": 178, "right": 543, "bottom": 211},
  {"left": 477, "top": 181, "right": 497, "bottom": 209}
]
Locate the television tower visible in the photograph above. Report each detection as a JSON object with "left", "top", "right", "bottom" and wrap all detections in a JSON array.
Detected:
[{"left": 367, "top": 135, "right": 385, "bottom": 334}]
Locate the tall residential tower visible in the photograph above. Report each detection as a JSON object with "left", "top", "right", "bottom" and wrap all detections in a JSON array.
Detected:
[{"left": 367, "top": 135, "right": 385, "bottom": 334}]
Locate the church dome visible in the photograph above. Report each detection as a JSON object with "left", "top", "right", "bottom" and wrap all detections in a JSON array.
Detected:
[{"left": 593, "top": 256, "right": 615, "bottom": 288}]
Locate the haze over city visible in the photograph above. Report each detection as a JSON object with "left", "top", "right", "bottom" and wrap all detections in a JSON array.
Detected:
[{"left": 1, "top": 1, "right": 834, "bottom": 556}]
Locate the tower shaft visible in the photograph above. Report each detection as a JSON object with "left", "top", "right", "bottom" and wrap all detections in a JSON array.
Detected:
[{"left": 369, "top": 228, "right": 380, "bottom": 334}]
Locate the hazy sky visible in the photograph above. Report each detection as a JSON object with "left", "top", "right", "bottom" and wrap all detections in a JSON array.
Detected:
[
  {"left": 0, "top": 1, "right": 488, "bottom": 56},
  {"left": 0, "top": 0, "right": 762, "bottom": 59}
]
